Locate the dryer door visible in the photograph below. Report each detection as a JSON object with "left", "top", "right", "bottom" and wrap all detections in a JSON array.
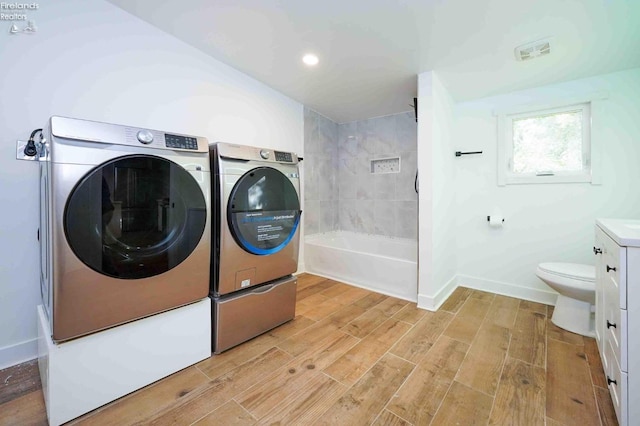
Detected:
[
  {"left": 227, "top": 166, "right": 300, "bottom": 255},
  {"left": 64, "top": 155, "right": 207, "bottom": 279}
]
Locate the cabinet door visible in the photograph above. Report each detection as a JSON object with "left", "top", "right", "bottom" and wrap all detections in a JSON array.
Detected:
[
  {"left": 601, "top": 231, "right": 627, "bottom": 309},
  {"left": 604, "top": 277, "right": 628, "bottom": 371},
  {"left": 595, "top": 226, "right": 607, "bottom": 352},
  {"left": 604, "top": 338, "right": 627, "bottom": 426}
]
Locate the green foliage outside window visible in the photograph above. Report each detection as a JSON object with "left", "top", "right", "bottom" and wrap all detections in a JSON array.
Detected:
[{"left": 512, "top": 110, "right": 583, "bottom": 174}]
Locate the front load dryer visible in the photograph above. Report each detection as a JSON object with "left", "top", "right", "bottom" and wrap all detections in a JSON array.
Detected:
[
  {"left": 210, "top": 142, "right": 301, "bottom": 295},
  {"left": 39, "top": 116, "right": 211, "bottom": 342},
  {"left": 210, "top": 142, "right": 301, "bottom": 352}
]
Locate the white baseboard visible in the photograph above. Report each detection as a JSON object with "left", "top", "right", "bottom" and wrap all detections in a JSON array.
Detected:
[
  {"left": 457, "top": 274, "right": 558, "bottom": 306},
  {"left": 0, "top": 338, "right": 38, "bottom": 370},
  {"left": 296, "top": 269, "right": 557, "bottom": 310},
  {"left": 305, "top": 269, "right": 418, "bottom": 303},
  {"left": 417, "top": 275, "right": 458, "bottom": 311},
  {"left": 295, "top": 262, "right": 306, "bottom": 275}
]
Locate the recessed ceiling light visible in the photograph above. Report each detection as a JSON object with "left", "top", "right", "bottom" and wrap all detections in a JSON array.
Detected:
[{"left": 302, "top": 54, "right": 319, "bottom": 66}]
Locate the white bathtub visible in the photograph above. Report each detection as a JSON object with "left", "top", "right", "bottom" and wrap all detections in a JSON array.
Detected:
[{"left": 305, "top": 231, "right": 418, "bottom": 302}]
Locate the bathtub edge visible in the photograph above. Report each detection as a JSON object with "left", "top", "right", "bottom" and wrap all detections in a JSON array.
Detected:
[{"left": 303, "top": 269, "right": 418, "bottom": 303}]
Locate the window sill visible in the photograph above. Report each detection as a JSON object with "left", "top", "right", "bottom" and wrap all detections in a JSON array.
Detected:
[{"left": 500, "top": 173, "right": 594, "bottom": 186}]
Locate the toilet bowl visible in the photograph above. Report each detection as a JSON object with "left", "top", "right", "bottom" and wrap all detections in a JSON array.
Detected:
[{"left": 535, "top": 262, "right": 595, "bottom": 337}]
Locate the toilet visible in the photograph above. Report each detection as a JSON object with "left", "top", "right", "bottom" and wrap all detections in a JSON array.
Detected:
[{"left": 535, "top": 262, "right": 596, "bottom": 337}]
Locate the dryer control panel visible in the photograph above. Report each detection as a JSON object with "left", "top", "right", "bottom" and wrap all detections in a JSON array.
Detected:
[
  {"left": 217, "top": 142, "right": 299, "bottom": 164},
  {"left": 274, "top": 151, "right": 293, "bottom": 162}
]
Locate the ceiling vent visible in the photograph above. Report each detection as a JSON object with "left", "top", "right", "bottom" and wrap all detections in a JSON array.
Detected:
[{"left": 514, "top": 38, "right": 553, "bottom": 61}]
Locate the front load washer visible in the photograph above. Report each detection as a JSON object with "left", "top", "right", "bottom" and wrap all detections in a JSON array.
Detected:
[
  {"left": 210, "top": 142, "right": 301, "bottom": 352},
  {"left": 39, "top": 116, "right": 211, "bottom": 342}
]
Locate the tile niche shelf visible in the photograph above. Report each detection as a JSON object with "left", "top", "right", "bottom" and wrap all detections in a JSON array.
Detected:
[{"left": 370, "top": 157, "right": 400, "bottom": 174}]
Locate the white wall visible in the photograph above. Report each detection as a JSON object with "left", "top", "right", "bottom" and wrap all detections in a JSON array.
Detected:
[
  {"left": 431, "top": 74, "right": 458, "bottom": 301},
  {"left": 454, "top": 68, "right": 640, "bottom": 301},
  {"left": 0, "top": 0, "right": 303, "bottom": 369},
  {"left": 417, "top": 71, "right": 458, "bottom": 310}
]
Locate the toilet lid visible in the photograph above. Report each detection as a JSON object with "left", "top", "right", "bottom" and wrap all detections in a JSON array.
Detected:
[{"left": 538, "top": 263, "right": 595, "bottom": 281}]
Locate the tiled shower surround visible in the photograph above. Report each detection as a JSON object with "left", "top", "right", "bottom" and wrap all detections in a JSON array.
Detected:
[
  {"left": 304, "top": 108, "right": 417, "bottom": 239},
  {"left": 303, "top": 108, "right": 339, "bottom": 235}
]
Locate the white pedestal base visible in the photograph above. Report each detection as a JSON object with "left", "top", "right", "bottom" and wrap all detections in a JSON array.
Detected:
[
  {"left": 551, "top": 294, "right": 595, "bottom": 337},
  {"left": 37, "top": 299, "right": 211, "bottom": 426}
]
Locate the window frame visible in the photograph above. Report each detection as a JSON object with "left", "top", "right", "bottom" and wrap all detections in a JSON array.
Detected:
[{"left": 497, "top": 102, "right": 592, "bottom": 185}]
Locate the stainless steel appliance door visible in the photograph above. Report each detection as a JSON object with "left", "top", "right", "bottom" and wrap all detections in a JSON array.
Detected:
[
  {"left": 227, "top": 166, "right": 300, "bottom": 255},
  {"left": 65, "top": 155, "right": 206, "bottom": 279},
  {"left": 215, "top": 163, "right": 301, "bottom": 295}
]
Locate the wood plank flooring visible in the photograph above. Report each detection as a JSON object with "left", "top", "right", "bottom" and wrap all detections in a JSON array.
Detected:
[{"left": 0, "top": 274, "right": 618, "bottom": 425}]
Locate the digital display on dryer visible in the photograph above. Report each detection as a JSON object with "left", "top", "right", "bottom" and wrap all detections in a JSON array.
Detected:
[{"left": 274, "top": 151, "right": 293, "bottom": 162}]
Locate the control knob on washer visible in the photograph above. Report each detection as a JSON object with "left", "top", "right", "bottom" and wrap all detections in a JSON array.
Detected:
[
  {"left": 260, "top": 149, "right": 270, "bottom": 159},
  {"left": 137, "top": 130, "right": 154, "bottom": 144}
]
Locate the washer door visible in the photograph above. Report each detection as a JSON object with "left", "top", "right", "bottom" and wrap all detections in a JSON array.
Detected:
[
  {"left": 228, "top": 166, "right": 300, "bottom": 255},
  {"left": 64, "top": 155, "right": 207, "bottom": 279}
]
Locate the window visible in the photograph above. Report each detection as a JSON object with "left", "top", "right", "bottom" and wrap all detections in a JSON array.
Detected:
[{"left": 498, "top": 102, "right": 592, "bottom": 185}]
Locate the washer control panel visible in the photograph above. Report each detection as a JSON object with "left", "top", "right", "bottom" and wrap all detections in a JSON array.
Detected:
[
  {"left": 165, "top": 133, "right": 199, "bottom": 150},
  {"left": 49, "top": 116, "right": 209, "bottom": 153},
  {"left": 137, "top": 130, "right": 154, "bottom": 144},
  {"left": 260, "top": 149, "right": 270, "bottom": 159}
]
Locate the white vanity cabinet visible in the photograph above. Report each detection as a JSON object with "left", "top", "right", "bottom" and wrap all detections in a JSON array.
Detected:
[{"left": 594, "top": 219, "right": 640, "bottom": 426}]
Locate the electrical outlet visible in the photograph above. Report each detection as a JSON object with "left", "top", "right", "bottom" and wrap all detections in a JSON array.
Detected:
[{"left": 16, "top": 140, "right": 37, "bottom": 161}]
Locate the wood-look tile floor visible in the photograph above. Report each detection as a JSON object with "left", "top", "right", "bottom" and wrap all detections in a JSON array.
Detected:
[{"left": 0, "top": 273, "right": 618, "bottom": 425}]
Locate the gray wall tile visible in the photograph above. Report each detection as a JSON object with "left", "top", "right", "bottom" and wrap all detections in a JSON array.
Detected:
[
  {"left": 338, "top": 176, "right": 356, "bottom": 200},
  {"left": 339, "top": 200, "right": 357, "bottom": 232},
  {"left": 357, "top": 200, "right": 376, "bottom": 234},
  {"left": 373, "top": 114, "right": 397, "bottom": 155},
  {"left": 374, "top": 174, "right": 396, "bottom": 200},
  {"left": 304, "top": 157, "right": 319, "bottom": 201},
  {"left": 304, "top": 108, "right": 417, "bottom": 239},
  {"left": 396, "top": 201, "right": 418, "bottom": 239},
  {"left": 357, "top": 119, "right": 377, "bottom": 157},
  {"left": 356, "top": 175, "right": 375, "bottom": 200},
  {"left": 338, "top": 122, "right": 358, "bottom": 158},
  {"left": 373, "top": 200, "right": 396, "bottom": 237},
  {"left": 396, "top": 151, "right": 418, "bottom": 202},
  {"left": 304, "top": 109, "right": 320, "bottom": 156},
  {"left": 319, "top": 200, "right": 336, "bottom": 233},
  {"left": 397, "top": 111, "right": 417, "bottom": 152},
  {"left": 318, "top": 114, "right": 338, "bottom": 158},
  {"left": 303, "top": 108, "right": 338, "bottom": 235},
  {"left": 304, "top": 200, "right": 320, "bottom": 235},
  {"left": 318, "top": 157, "right": 335, "bottom": 201}
]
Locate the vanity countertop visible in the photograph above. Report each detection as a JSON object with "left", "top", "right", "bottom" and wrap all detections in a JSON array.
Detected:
[{"left": 597, "top": 218, "right": 640, "bottom": 247}]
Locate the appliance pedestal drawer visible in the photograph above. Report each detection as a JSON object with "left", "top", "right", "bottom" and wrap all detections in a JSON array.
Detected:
[{"left": 212, "top": 275, "right": 297, "bottom": 353}]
